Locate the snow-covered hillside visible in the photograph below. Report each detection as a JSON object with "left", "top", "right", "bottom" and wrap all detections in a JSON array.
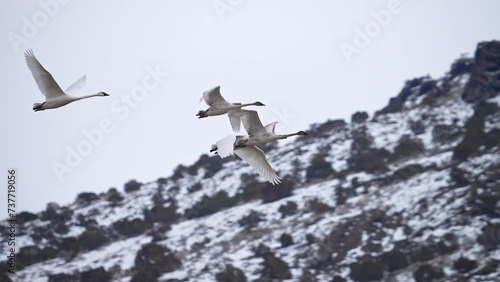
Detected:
[{"left": 2, "top": 41, "right": 500, "bottom": 282}]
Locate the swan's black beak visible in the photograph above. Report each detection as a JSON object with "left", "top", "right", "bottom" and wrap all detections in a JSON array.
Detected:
[
  {"left": 210, "top": 144, "right": 218, "bottom": 153},
  {"left": 103, "top": 92, "right": 110, "bottom": 96}
]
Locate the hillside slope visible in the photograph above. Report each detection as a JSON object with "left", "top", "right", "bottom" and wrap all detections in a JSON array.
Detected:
[{"left": 2, "top": 41, "right": 500, "bottom": 282}]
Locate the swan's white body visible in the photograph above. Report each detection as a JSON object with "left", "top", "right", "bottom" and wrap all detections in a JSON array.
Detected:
[
  {"left": 25, "top": 49, "right": 109, "bottom": 111},
  {"left": 197, "top": 86, "right": 264, "bottom": 132},
  {"left": 210, "top": 110, "right": 308, "bottom": 185},
  {"left": 212, "top": 134, "right": 282, "bottom": 185},
  {"left": 238, "top": 110, "right": 308, "bottom": 147}
]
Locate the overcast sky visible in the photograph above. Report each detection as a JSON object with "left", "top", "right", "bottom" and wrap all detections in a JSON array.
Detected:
[{"left": 1, "top": 0, "right": 499, "bottom": 214}]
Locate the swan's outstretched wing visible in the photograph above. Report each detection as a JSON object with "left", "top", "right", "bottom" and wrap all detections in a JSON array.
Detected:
[
  {"left": 201, "top": 86, "right": 228, "bottom": 106},
  {"left": 216, "top": 135, "right": 236, "bottom": 158},
  {"left": 24, "top": 49, "right": 65, "bottom": 99},
  {"left": 264, "top": 121, "right": 278, "bottom": 134},
  {"left": 228, "top": 109, "right": 245, "bottom": 132},
  {"left": 235, "top": 146, "right": 281, "bottom": 185},
  {"left": 65, "top": 75, "right": 87, "bottom": 94},
  {"left": 242, "top": 110, "right": 268, "bottom": 136}
]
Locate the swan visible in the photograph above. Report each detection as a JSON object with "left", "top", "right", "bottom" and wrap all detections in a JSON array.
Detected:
[
  {"left": 211, "top": 135, "right": 282, "bottom": 185},
  {"left": 237, "top": 110, "right": 308, "bottom": 148},
  {"left": 209, "top": 110, "right": 308, "bottom": 185},
  {"left": 197, "top": 86, "right": 265, "bottom": 132},
  {"left": 210, "top": 110, "right": 309, "bottom": 152},
  {"left": 25, "top": 49, "right": 109, "bottom": 112},
  {"left": 235, "top": 146, "right": 282, "bottom": 185}
]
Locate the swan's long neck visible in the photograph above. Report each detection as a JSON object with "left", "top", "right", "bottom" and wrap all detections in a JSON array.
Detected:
[
  {"left": 278, "top": 132, "right": 302, "bottom": 139},
  {"left": 234, "top": 102, "right": 256, "bottom": 109},
  {"left": 73, "top": 93, "right": 101, "bottom": 101}
]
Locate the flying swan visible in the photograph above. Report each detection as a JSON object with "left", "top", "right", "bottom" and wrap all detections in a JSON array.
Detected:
[
  {"left": 197, "top": 86, "right": 265, "bottom": 132},
  {"left": 210, "top": 110, "right": 309, "bottom": 185},
  {"left": 211, "top": 135, "right": 282, "bottom": 185},
  {"left": 237, "top": 110, "right": 309, "bottom": 147},
  {"left": 25, "top": 49, "right": 109, "bottom": 112}
]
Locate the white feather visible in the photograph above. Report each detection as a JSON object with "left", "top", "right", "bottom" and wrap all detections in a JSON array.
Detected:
[
  {"left": 216, "top": 135, "right": 237, "bottom": 158},
  {"left": 65, "top": 75, "right": 87, "bottom": 94},
  {"left": 235, "top": 146, "right": 282, "bottom": 185}
]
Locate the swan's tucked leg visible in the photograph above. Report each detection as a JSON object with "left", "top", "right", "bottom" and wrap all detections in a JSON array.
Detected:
[
  {"left": 196, "top": 110, "right": 208, "bottom": 118},
  {"left": 33, "top": 102, "right": 45, "bottom": 112}
]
